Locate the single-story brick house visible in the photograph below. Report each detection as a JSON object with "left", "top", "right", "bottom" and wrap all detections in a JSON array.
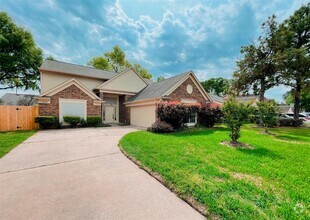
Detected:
[{"left": 37, "top": 60, "right": 211, "bottom": 127}]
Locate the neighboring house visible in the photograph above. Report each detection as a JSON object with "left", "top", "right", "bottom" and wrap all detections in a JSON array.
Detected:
[
  {"left": 207, "top": 93, "right": 224, "bottom": 108},
  {"left": 0, "top": 93, "right": 37, "bottom": 106},
  {"left": 279, "top": 104, "right": 294, "bottom": 114},
  {"left": 234, "top": 95, "right": 268, "bottom": 106},
  {"left": 37, "top": 60, "right": 211, "bottom": 127}
]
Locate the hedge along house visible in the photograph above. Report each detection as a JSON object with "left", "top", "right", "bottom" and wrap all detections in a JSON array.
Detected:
[{"left": 37, "top": 60, "right": 211, "bottom": 127}]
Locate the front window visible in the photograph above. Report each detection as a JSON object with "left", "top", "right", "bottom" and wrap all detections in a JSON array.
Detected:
[{"left": 183, "top": 113, "right": 197, "bottom": 126}]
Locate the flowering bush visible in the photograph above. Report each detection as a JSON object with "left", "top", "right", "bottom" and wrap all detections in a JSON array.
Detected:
[
  {"left": 198, "top": 105, "right": 222, "bottom": 127},
  {"left": 148, "top": 121, "right": 173, "bottom": 133},
  {"left": 156, "top": 100, "right": 200, "bottom": 129}
]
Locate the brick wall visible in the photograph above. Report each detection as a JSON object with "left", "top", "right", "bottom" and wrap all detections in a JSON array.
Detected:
[
  {"left": 168, "top": 78, "right": 208, "bottom": 107},
  {"left": 39, "top": 84, "right": 101, "bottom": 117},
  {"left": 119, "top": 95, "right": 132, "bottom": 123}
]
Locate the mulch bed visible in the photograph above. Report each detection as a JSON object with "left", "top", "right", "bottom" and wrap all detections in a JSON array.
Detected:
[{"left": 220, "top": 141, "right": 254, "bottom": 149}]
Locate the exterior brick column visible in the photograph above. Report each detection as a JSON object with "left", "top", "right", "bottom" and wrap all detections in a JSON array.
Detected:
[{"left": 119, "top": 95, "right": 133, "bottom": 124}]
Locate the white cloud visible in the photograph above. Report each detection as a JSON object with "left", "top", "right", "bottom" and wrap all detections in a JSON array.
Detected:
[{"left": 3, "top": 0, "right": 307, "bottom": 101}]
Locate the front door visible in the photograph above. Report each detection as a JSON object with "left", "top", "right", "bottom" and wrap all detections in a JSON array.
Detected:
[{"left": 105, "top": 106, "right": 116, "bottom": 123}]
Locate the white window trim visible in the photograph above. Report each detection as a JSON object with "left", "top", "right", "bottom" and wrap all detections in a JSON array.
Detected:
[
  {"left": 59, "top": 98, "right": 87, "bottom": 122},
  {"left": 185, "top": 113, "right": 197, "bottom": 126}
]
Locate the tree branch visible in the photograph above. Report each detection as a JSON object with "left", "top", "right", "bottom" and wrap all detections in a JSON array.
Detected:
[{"left": 0, "top": 86, "right": 14, "bottom": 90}]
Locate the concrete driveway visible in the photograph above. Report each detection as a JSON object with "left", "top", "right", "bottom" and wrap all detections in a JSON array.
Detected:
[{"left": 0, "top": 127, "right": 203, "bottom": 220}]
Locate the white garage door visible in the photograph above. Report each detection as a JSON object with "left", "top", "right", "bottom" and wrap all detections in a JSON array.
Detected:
[
  {"left": 59, "top": 99, "right": 87, "bottom": 122},
  {"left": 130, "top": 105, "right": 156, "bottom": 128}
]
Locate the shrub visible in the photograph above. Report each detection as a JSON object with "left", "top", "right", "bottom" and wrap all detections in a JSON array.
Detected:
[
  {"left": 148, "top": 121, "right": 173, "bottom": 133},
  {"left": 87, "top": 116, "right": 102, "bottom": 127},
  {"left": 63, "top": 116, "right": 81, "bottom": 127},
  {"left": 198, "top": 106, "right": 222, "bottom": 127},
  {"left": 278, "top": 118, "right": 303, "bottom": 127},
  {"left": 248, "top": 107, "right": 259, "bottom": 123},
  {"left": 222, "top": 96, "right": 249, "bottom": 143},
  {"left": 213, "top": 107, "right": 224, "bottom": 123},
  {"left": 257, "top": 100, "right": 279, "bottom": 133},
  {"left": 35, "top": 116, "right": 58, "bottom": 129},
  {"left": 80, "top": 119, "right": 87, "bottom": 127},
  {"left": 156, "top": 101, "right": 200, "bottom": 129}
]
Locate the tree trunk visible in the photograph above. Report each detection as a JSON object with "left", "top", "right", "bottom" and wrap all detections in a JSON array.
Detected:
[
  {"left": 259, "top": 78, "right": 266, "bottom": 102},
  {"left": 258, "top": 78, "right": 266, "bottom": 127},
  {"left": 294, "top": 82, "right": 301, "bottom": 119}
]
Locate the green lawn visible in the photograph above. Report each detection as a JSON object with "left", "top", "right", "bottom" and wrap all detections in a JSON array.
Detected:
[
  {"left": 0, "top": 130, "right": 36, "bottom": 158},
  {"left": 120, "top": 125, "right": 310, "bottom": 219}
]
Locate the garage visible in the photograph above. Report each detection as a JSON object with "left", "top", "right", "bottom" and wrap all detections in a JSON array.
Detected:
[
  {"left": 130, "top": 104, "right": 156, "bottom": 128},
  {"left": 59, "top": 98, "right": 87, "bottom": 122}
]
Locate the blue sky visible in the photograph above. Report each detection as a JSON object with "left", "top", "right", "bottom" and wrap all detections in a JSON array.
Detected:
[{"left": 0, "top": 0, "right": 308, "bottom": 101}]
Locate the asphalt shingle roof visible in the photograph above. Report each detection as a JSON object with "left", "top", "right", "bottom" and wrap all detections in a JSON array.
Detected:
[
  {"left": 128, "top": 71, "right": 191, "bottom": 102},
  {"left": 0, "top": 93, "right": 38, "bottom": 105},
  {"left": 207, "top": 93, "right": 224, "bottom": 103},
  {"left": 40, "top": 60, "right": 117, "bottom": 80},
  {"left": 144, "top": 78, "right": 154, "bottom": 84},
  {"left": 235, "top": 95, "right": 268, "bottom": 102}
]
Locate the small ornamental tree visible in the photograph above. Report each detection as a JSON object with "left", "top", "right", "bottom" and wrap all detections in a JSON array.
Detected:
[
  {"left": 222, "top": 97, "right": 249, "bottom": 143},
  {"left": 156, "top": 100, "right": 200, "bottom": 129},
  {"left": 257, "top": 100, "right": 279, "bottom": 133}
]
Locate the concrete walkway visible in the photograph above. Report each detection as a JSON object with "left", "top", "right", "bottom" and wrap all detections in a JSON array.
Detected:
[{"left": 0, "top": 127, "right": 203, "bottom": 220}]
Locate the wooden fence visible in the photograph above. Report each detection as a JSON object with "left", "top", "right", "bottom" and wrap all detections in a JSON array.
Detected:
[{"left": 0, "top": 106, "right": 39, "bottom": 131}]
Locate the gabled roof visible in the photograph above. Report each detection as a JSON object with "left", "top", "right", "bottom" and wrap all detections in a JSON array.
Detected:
[
  {"left": 127, "top": 71, "right": 210, "bottom": 102},
  {"left": 144, "top": 78, "right": 154, "bottom": 84},
  {"left": 40, "top": 60, "right": 117, "bottom": 80},
  {"left": 236, "top": 95, "right": 268, "bottom": 102},
  {"left": 41, "top": 78, "right": 101, "bottom": 100},
  {"left": 279, "top": 104, "right": 291, "bottom": 113},
  {"left": 127, "top": 71, "right": 190, "bottom": 102},
  {"left": 96, "top": 67, "right": 148, "bottom": 90},
  {"left": 207, "top": 93, "right": 224, "bottom": 103}
]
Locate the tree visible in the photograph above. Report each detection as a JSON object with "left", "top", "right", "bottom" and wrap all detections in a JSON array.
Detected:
[
  {"left": 222, "top": 96, "right": 249, "bottom": 143},
  {"left": 257, "top": 100, "right": 279, "bottom": 133},
  {"left": 87, "top": 45, "right": 129, "bottom": 72},
  {"left": 104, "top": 45, "right": 131, "bottom": 72},
  {"left": 157, "top": 76, "right": 165, "bottom": 82},
  {"left": 200, "top": 77, "right": 231, "bottom": 96},
  {"left": 301, "top": 90, "right": 310, "bottom": 112},
  {"left": 234, "top": 16, "right": 279, "bottom": 101},
  {"left": 275, "top": 3, "right": 310, "bottom": 119},
  {"left": 87, "top": 45, "right": 152, "bottom": 79},
  {"left": 87, "top": 56, "right": 110, "bottom": 70},
  {"left": 17, "top": 95, "right": 36, "bottom": 106},
  {"left": 46, "top": 55, "right": 56, "bottom": 61},
  {"left": 284, "top": 88, "right": 310, "bottom": 112},
  {"left": 283, "top": 91, "right": 294, "bottom": 105},
  {"left": 132, "top": 63, "right": 152, "bottom": 79},
  {"left": 0, "top": 12, "right": 43, "bottom": 90}
]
